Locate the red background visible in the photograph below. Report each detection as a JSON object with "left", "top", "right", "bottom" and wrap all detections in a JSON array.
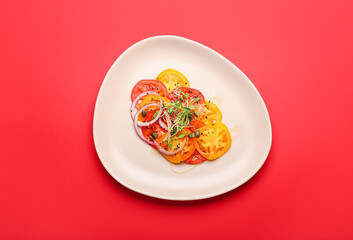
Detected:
[{"left": 1, "top": 0, "right": 353, "bottom": 239}]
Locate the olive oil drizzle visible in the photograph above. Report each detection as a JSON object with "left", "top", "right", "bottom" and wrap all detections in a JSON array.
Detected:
[{"left": 169, "top": 162, "right": 198, "bottom": 174}]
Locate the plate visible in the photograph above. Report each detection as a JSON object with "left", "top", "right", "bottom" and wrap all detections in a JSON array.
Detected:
[{"left": 93, "top": 36, "right": 272, "bottom": 200}]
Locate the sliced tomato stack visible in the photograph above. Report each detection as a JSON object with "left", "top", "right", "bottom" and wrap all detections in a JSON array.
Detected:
[{"left": 130, "top": 69, "right": 232, "bottom": 165}]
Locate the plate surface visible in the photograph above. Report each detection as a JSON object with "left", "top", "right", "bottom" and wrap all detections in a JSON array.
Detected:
[{"left": 93, "top": 36, "right": 272, "bottom": 200}]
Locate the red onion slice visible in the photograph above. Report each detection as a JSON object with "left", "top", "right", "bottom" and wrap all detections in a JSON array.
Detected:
[
  {"left": 134, "top": 103, "right": 162, "bottom": 127},
  {"left": 133, "top": 114, "right": 154, "bottom": 146},
  {"left": 160, "top": 110, "right": 171, "bottom": 142},
  {"left": 153, "top": 138, "right": 186, "bottom": 156},
  {"left": 130, "top": 91, "right": 161, "bottom": 119},
  {"left": 158, "top": 118, "right": 168, "bottom": 131}
]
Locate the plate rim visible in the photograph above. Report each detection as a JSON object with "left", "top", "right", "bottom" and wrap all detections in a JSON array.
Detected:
[{"left": 93, "top": 35, "right": 272, "bottom": 201}]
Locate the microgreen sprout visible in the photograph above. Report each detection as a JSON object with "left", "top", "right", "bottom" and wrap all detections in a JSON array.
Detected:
[{"left": 162, "top": 98, "right": 194, "bottom": 146}]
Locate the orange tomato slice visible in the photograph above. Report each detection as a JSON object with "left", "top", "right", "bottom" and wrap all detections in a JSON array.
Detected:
[
  {"left": 194, "top": 100, "right": 222, "bottom": 125},
  {"left": 193, "top": 122, "right": 232, "bottom": 160},
  {"left": 137, "top": 95, "right": 170, "bottom": 122},
  {"left": 162, "top": 129, "right": 195, "bottom": 164}
]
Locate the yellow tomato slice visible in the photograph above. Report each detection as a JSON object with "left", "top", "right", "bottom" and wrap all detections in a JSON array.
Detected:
[
  {"left": 156, "top": 69, "right": 190, "bottom": 93},
  {"left": 193, "top": 122, "right": 232, "bottom": 160},
  {"left": 195, "top": 100, "right": 222, "bottom": 125},
  {"left": 137, "top": 95, "right": 170, "bottom": 121},
  {"left": 162, "top": 129, "right": 195, "bottom": 164},
  {"left": 138, "top": 95, "right": 170, "bottom": 109}
]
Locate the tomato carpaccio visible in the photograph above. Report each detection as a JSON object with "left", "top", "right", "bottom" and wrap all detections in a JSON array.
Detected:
[{"left": 131, "top": 69, "right": 232, "bottom": 165}]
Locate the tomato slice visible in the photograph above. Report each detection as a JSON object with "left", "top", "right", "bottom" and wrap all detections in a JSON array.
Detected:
[
  {"left": 156, "top": 69, "right": 190, "bottom": 93},
  {"left": 168, "top": 87, "right": 205, "bottom": 105},
  {"left": 131, "top": 80, "right": 169, "bottom": 101},
  {"left": 193, "top": 122, "right": 232, "bottom": 160},
  {"left": 188, "top": 120, "right": 206, "bottom": 132},
  {"left": 141, "top": 109, "right": 167, "bottom": 144},
  {"left": 138, "top": 95, "right": 170, "bottom": 110},
  {"left": 137, "top": 95, "right": 170, "bottom": 122},
  {"left": 161, "top": 129, "right": 195, "bottom": 164},
  {"left": 184, "top": 150, "right": 207, "bottom": 164},
  {"left": 194, "top": 100, "right": 222, "bottom": 125}
]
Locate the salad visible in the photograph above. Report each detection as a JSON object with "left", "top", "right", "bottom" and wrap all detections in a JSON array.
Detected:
[{"left": 130, "top": 69, "right": 232, "bottom": 164}]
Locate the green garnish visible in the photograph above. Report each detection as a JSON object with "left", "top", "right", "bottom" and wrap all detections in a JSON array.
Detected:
[
  {"left": 153, "top": 110, "right": 159, "bottom": 119},
  {"left": 162, "top": 98, "right": 197, "bottom": 148},
  {"left": 150, "top": 132, "right": 157, "bottom": 140},
  {"left": 170, "top": 127, "right": 177, "bottom": 136},
  {"left": 176, "top": 133, "right": 186, "bottom": 139},
  {"left": 193, "top": 97, "right": 200, "bottom": 102},
  {"left": 187, "top": 112, "right": 193, "bottom": 121},
  {"left": 168, "top": 138, "right": 172, "bottom": 149}
]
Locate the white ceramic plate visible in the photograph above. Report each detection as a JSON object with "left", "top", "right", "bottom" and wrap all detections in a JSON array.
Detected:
[{"left": 93, "top": 36, "right": 272, "bottom": 200}]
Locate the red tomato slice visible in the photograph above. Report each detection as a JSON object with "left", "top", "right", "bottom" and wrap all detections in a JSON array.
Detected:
[
  {"left": 131, "top": 80, "right": 169, "bottom": 101},
  {"left": 189, "top": 120, "right": 206, "bottom": 132},
  {"left": 168, "top": 87, "right": 205, "bottom": 104},
  {"left": 184, "top": 150, "right": 207, "bottom": 164},
  {"left": 141, "top": 109, "right": 167, "bottom": 144}
]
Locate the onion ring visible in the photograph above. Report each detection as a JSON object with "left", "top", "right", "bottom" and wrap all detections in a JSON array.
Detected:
[
  {"left": 134, "top": 103, "right": 162, "bottom": 127},
  {"left": 160, "top": 111, "right": 171, "bottom": 142},
  {"left": 153, "top": 138, "right": 186, "bottom": 156},
  {"left": 158, "top": 118, "right": 168, "bottom": 131},
  {"left": 130, "top": 91, "right": 161, "bottom": 119},
  {"left": 133, "top": 115, "right": 154, "bottom": 146}
]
